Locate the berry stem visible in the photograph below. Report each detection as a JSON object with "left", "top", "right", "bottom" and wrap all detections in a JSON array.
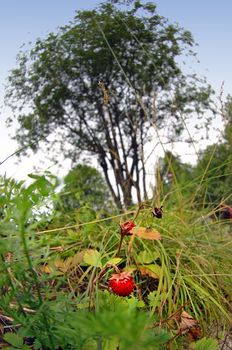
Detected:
[{"left": 116, "top": 233, "right": 124, "bottom": 257}]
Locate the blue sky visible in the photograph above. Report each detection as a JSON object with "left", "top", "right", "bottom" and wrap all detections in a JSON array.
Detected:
[
  {"left": 0, "top": 0, "right": 232, "bottom": 179},
  {"left": 156, "top": 0, "right": 232, "bottom": 94}
]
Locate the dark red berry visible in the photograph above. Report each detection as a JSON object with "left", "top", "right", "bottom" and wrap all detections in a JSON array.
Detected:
[
  {"left": 152, "top": 206, "right": 163, "bottom": 219},
  {"left": 120, "top": 221, "right": 135, "bottom": 235}
]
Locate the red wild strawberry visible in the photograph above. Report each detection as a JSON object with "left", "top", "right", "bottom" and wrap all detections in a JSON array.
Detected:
[
  {"left": 120, "top": 221, "right": 135, "bottom": 235},
  {"left": 109, "top": 271, "right": 135, "bottom": 297}
]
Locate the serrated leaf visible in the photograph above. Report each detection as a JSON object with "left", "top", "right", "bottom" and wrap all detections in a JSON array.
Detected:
[
  {"left": 83, "top": 249, "right": 102, "bottom": 267},
  {"left": 123, "top": 265, "right": 137, "bottom": 274},
  {"left": 131, "top": 227, "right": 161, "bottom": 240},
  {"left": 137, "top": 250, "right": 159, "bottom": 264},
  {"left": 148, "top": 291, "right": 156, "bottom": 301},
  {"left": 148, "top": 291, "right": 167, "bottom": 306},
  {"left": 104, "top": 257, "right": 122, "bottom": 267},
  {"left": 137, "top": 300, "right": 145, "bottom": 308},
  {"left": 194, "top": 337, "right": 218, "bottom": 350},
  {"left": 104, "top": 337, "right": 120, "bottom": 350},
  {"left": 33, "top": 338, "right": 42, "bottom": 350},
  {"left": 3, "top": 332, "right": 24, "bottom": 348}
]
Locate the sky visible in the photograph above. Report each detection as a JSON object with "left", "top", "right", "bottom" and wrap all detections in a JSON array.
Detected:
[{"left": 0, "top": 0, "right": 232, "bottom": 181}]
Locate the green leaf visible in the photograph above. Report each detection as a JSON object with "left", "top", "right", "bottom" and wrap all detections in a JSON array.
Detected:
[
  {"left": 146, "top": 264, "right": 162, "bottom": 277},
  {"left": 104, "top": 257, "right": 122, "bottom": 267},
  {"left": 137, "top": 300, "right": 145, "bottom": 308},
  {"left": 193, "top": 337, "right": 219, "bottom": 350},
  {"left": 137, "top": 250, "right": 159, "bottom": 264},
  {"left": 3, "top": 333, "right": 24, "bottom": 348},
  {"left": 33, "top": 338, "right": 42, "bottom": 350},
  {"left": 148, "top": 291, "right": 167, "bottom": 307},
  {"left": 103, "top": 336, "right": 119, "bottom": 350},
  {"left": 139, "top": 264, "right": 162, "bottom": 279},
  {"left": 77, "top": 301, "right": 94, "bottom": 309},
  {"left": 83, "top": 249, "right": 102, "bottom": 267}
]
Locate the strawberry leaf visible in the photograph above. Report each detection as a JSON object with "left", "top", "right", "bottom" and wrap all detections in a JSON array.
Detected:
[
  {"left": 139, "top": 264, "right": 161, "bottom": 278},
  {"left": 3, "top": 333, "right": 24, "bottom": 348},
  {"left": 104, "top": 257, "right": 122, "bottom": 267},
  {"left": 137, "top": 250, "right": 159, "bottom": 264},
  {"left": 83, "top": 249, "right": 102, "bottom": 267}
]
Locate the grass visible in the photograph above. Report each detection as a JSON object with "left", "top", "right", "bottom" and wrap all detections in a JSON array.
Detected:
[{"left": 0, "top": 169, "right": 232, "bottom": 350}]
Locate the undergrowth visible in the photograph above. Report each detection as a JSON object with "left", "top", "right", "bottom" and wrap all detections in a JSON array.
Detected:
[{"left": 0, "top": 170, "right": 231, "bottom": 350}]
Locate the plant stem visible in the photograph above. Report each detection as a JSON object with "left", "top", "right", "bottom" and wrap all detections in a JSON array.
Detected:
[{"left": 116, "top": 233, "right": 124, "bottom": 257}]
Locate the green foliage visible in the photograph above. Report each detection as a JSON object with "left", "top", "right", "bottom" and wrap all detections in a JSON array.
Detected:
[
  {"left": 160, "top": 151, "right": 194, "bottom": 186},
  {"left": 3, "top": 333, "right": 30, "bottom": 350},
  {"left": 191, "top": 337, "right": 219, "bottom": 350},
  {"left": 0, "top": 174, "right": 58, "bottom": 350},
  {"left": 50, "top": 293, "right": 170, "bottom": 350},
  {"left": 223, "top": 95, "right": 232, "bottom": 145},
  {"left": 192, "top": 97, "right": 232, "bottom": 207},
  {"left": 193, "top": 143, "right": 232, "bottom": 206},
  {"left": 0, "top": 167, "right": 231, "bottom": 349},
  {"left": 83, "top": 249, "right": 103, "bottom": 267},
  {"left": 57, "top": 164, "right": 112, "bottom": 213},
  {"left": 158, "top": 151, "right": 195, "bottom": 205}
]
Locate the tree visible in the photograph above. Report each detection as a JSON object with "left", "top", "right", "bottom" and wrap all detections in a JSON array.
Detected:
[
  {"left": 160, "top": 151, "right": 193, "bottom": 183},
  {"left": 6, "top": 0, "right": 212, "bottom": 209},
  {"left": 193, "top": 96, "right": 232, "bottom": 206},
  {"left": 57, "top": 164, "right": 112, "bottom": 212},
  {"left": 193, "top": 143, "right": 232, "bottom": 206},
  {"left": 223, "top": 95, "right": 232, "bottom": 146},
  {"left": 158, "top": 151, "right": 194, "bottom": 200}
]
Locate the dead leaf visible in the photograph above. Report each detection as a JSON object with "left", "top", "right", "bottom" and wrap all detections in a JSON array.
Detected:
[
  {"left": 54, "top": 259, "right": 70, "bottom": 273},
  {"left": 40, "top": 264, "right": 52, "bottom": 274},
  {"left": 41, "top": 259, "right": 70, "bottom": 274},
  {"left": 4, "top": 252, "right": 13, "bottom": 263},
  {"left": 188, "top": 325, "right": 202, "bottom": 340},
  {"left": 131, "top": 227, "right": 161, "bottom": 240},
  {"left": 179, "top": 311, "right": 199, "bottom": 334},
  {"left": 65, "top": 251, "right": 85, "bottom": 269},
  {"left": 50, "top": 246, "right": 64, "bottom": 252}
]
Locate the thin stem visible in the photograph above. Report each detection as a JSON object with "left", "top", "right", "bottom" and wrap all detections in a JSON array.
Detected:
[{"left": 116, "top": 234, "right": 125, "bottom": 257}]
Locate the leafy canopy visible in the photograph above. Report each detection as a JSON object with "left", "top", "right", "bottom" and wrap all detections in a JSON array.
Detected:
[
  {"left": 193, "top": 96, "right": 232, "bottom": 206},
  {"left": 57, "top": 164, "right": 111, "bottom": 212},
  {"left": 6, "top": 0, "right": 212, "bottom": 208}
]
